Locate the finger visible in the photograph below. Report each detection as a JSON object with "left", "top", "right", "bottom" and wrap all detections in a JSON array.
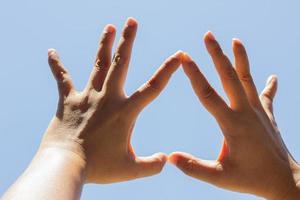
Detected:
[
  {"left": 169, "top": 152, "right": 223, "bottom": 185},
  {"left": 86, "top": 24, "right": 116, "bottom": 92},
  {"left": 182, "top": 53, "right": 231, "bottom": 123},
  {"left": 260, "top": 75, "right": 278, "bottom": 116},
  {"left": 132, "top": 153, "right": 167, "bottom": 178},
  {"left": 232, "top": 39, "right": 262, "bottom": 109},
  {"left": 204, "top": 32, "right": 249, "bottom": 110},
  {"left": 127, "top": 51, "right": 182, "bottom": 114},
  {"left": 103, "top": 17, "right": 138, "bottom": 95},
  {"left": 48, "top": 49, "right": 74, "bottom": 97}
]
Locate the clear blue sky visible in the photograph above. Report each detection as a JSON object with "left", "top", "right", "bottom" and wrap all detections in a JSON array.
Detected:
[{"left": 1, "top": 0, "right": 299, "bottom": 199}]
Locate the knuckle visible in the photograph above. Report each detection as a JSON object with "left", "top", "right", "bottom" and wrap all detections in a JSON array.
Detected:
[
  {"left": 189, "top": 64, "right": 200, "bottom": 73},
  {"left": 239, "top": 73, "right": 253, "bottom": 82},
  {"left": 58, "top": 72, "right": 71, "bottom": 83},
  {"left": 122, "top": 26, "right": 134, "bottom": 39},
  {"left": 48, "top": 55, "right": 59, "bottom": 64},
  {"left": 182, "top": 159, "right": 198, "bottom": 176},
  {"left": 223, "top": 67, "right": 238, "bottom": 80},
  {"left": 145, "top": 78, "right": 162, "bottom": 92},
  {"left": 55, "top": 70, "right": 67, "bottom": 82},
  {"left": 235, "top": 44, "right": 246, "bottom": 55},
  {"left": 48, "top": 57, "right": 56, "bottom": 65},
  {"left": 201, "top": 85, "right": 215, "bottom": 99},
  {"left": 112, "top": 53, "right": 128, "bottom": 67},
  {"left": 260, "top": 92, "right": 273, "bottom": 103},
  {"left": 94, "top": 59, "right": 110, "bottom": 71},
  {"left": 100, "top": 31, "right": 112, "bottom": 43},
  {"left": 122, "top": 30, "right": 131, "bottom": 40},
  {"left": 210, "top": 43, "right": 223, "bottom": 57}
]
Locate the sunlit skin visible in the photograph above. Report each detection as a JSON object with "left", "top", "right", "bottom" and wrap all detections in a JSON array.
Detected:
[
  {"left": 2, "top": 18, "right": 300, "bottom": 200},
  {"left": 2, "top": 18, "right": 183, "bottom": 200},
  {"left": 169, "top": 32, "right": 300, "bottom": 200}
]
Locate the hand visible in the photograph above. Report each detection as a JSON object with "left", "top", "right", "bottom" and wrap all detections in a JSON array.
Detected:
[
  {"left": 169, "top": 32, "right": 300, "bottom": 199},
  {"left": 42, "top": 17, "right": 183, "bottom": 184}
]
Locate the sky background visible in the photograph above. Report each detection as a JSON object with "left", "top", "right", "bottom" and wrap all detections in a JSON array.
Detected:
[{"left": 0, "top": 0, "right": 300, "bottom": 199}]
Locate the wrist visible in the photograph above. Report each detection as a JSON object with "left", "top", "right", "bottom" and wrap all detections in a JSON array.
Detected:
[
  {"left": 2, "top": 146, "right": 88, "bottom": 199},
  {"left": 35, "top": 146, "right": 88, "bottom": 183}
]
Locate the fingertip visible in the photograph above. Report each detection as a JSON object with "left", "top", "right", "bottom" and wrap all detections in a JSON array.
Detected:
[
  {"left": 182, "top": 52, "right": 193, "bottom": 63},
  {"left": 204, "top": 31, "right": 216, "bottom": 42},
  {"left": 168, "top": 153, "right": 180, "bottom": 165},
  {"left": 48, "top": 48, "right": 56, "bottom": 57},
  {"left": 134, "top": 153, "right": 168, "bottom": 177},
  {"left": 262, "top": 74, "right": 278, "bottom": 102},
  {"left": 165, "top": 51, "right": 183, "bottom": 68},
  {"left": 204, "top": 32, "right": 223, "bottom": 56},
  {"left": 175, "top": 50, "right": 184, "bottom": 56},
  {"left": 266, "top": 74, "right": 278, "bottom": 86},
  {"left": 181, "top": 53, "right": 199, "bottom": 76},
  {"left": 271, "top": 74, "right": 278, "bottom": 81},
  {"left": 153, "top": 152, "right": 168, "bottom": 164},
  {"left": 47, "top": 49, "right": 60, "bottom": 65},
  {"left": 168, "top": 152, "right": 192, "bottom": 166},
  {"left": 232, "top": 38, "right": 246, "bottom": 53},
  {"left": 232, "top": 38, "right": 242, "bottom": 45},
  {"left": 173, "top": 50, "right": 184, "bottom": 62},
  {"left": 181, "top": 52, "right": 194, "bottom": 72},
  {"left": 138, "top": 152, "right": 168, "bottom": 165},
  {"left": 104, "top": 24, "right": 116, "bottom": 33},
  {"left": 126, "top": 17, "right": 138, "bottom": 27}
]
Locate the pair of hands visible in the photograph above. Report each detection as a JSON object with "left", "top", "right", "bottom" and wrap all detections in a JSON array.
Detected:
[{"left": 42, "top": 18, "right": 300, "bottom": 199}]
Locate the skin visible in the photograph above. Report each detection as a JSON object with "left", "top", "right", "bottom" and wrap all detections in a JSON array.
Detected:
[
  {"left": 1, "top": 17, "right": 183, "bottom": 200},
  {"left": 169, "top": 32, "right": 300, "bottom": 200},
  {"left": 2, "top": 19, "right": 299, "bottom": 200}
]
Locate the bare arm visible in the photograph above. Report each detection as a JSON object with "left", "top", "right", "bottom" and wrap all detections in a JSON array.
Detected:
[
  {"left": 2, "top": 148, "right": 86, "bottom": 200},
  {"left": 2, "top": 17, "right": 183, "bottom": 200}
]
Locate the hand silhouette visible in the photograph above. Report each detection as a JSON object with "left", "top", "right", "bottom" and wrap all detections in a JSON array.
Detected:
[
  {"left": 169, "top": 32, "right": 300, "bottom": 199},
  {"left": 43, "top": 18, "right": 183, "bottom": 183}
]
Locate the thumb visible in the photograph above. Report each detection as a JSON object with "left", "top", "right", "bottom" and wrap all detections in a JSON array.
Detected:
[
  {"left": 132, "top": 153, "right": 168, "bottom": 178},
  {"left": 169, "top": 152, "right": 223, "bottom": 185}
]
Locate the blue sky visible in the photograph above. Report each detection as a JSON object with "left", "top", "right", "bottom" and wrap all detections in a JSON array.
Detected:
[{"left": 1, "top": 0, "right": 300, "bottom": 199}]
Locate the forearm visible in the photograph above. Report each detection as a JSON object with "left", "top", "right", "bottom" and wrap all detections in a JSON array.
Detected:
[{"left": 2, "top": 147, "right": 86, "bottom": 200}]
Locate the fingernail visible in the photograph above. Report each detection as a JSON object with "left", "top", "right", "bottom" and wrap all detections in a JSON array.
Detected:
[
  {"left": 205, "top": 31, "right": 216, "bottom": 41},
  {"left": 267, "top": 76, "right": 273, "bottom": 85},
  {"left": 168, "top": 155, "right": 179, "bottom": 165},
  {"left": 48, "top": 48, "right": 56, "bottom": 56},
  {"left": 232, "top": 38, "right": 242, "bottom": 45},
  {"left": 104, "top": 24, "right": 116, "bottom": 33},
  {"left": 232, "top": 38, "right": 241, "bottom": 42},
  {"left": 154, "top": 153, "right": 167, "bottom": 163},
  {"left": 183, "top": 52, "right": 192, "bottom": 62},
  {"left": 171, "top": 50, "right": 183, "bottom": 61},
  {"left": 126, "top": 17, "right": 137, "bottom": 26},
  {"left": 175, "top": 50, "right": 183, "bottom": 56},
  {"left": 267, "top": 75, "right": 277, "bottom": 85}
]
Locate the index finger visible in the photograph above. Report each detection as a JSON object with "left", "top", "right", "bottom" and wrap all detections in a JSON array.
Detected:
[
  {"left": 127, "top": 51, "right": 183, "bottom": 114},
  {"left": 182, "top": 53, "right": 231, "bottom": 123}
]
